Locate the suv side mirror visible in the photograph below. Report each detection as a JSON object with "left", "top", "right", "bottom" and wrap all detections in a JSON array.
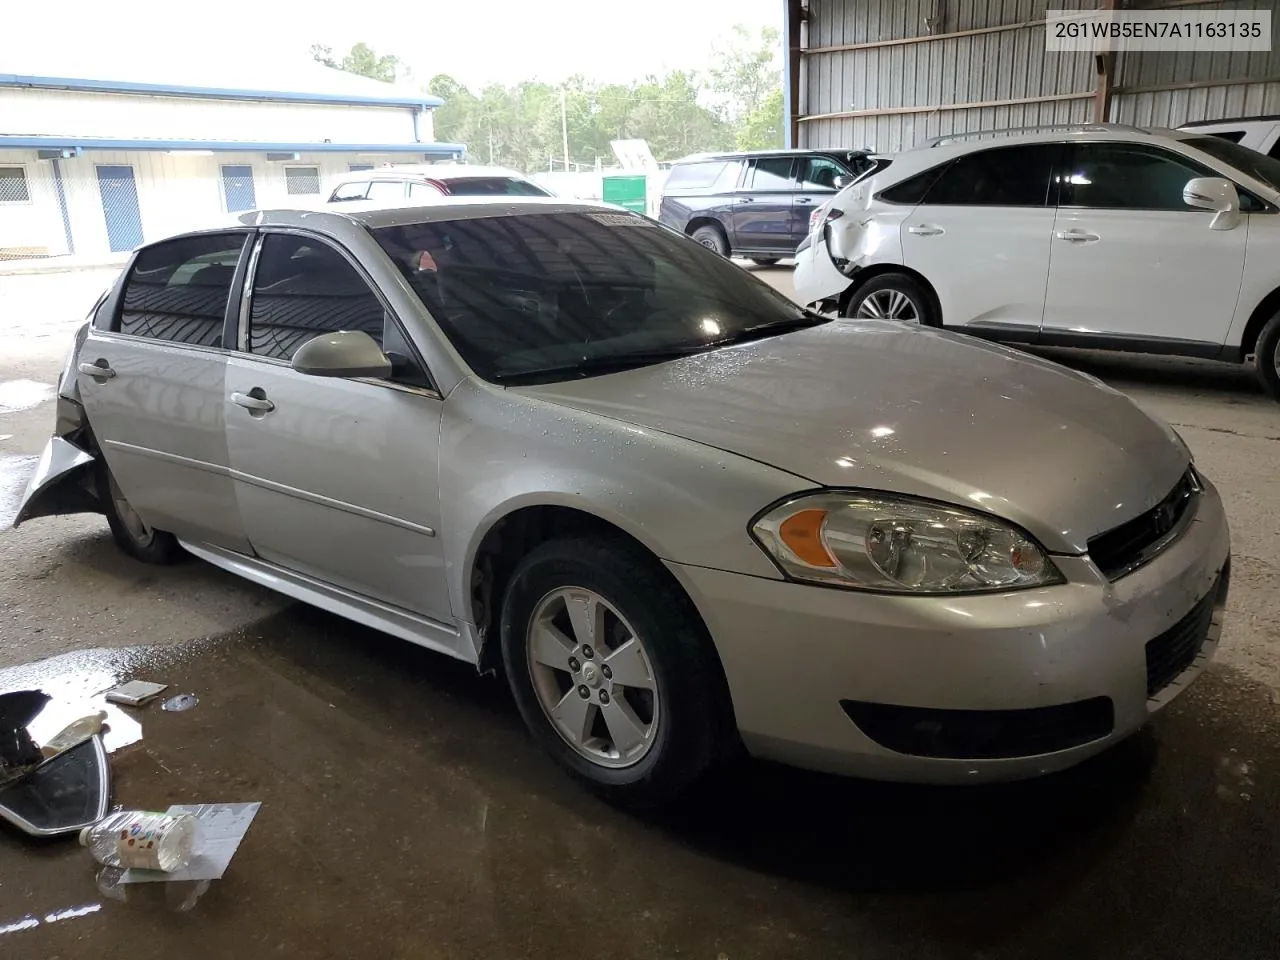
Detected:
[
  {"left": 292, "top": 330, "right": 393, "bottom": 379},
  {"left": 1183, "top": 177, "right": 1240, "bottom": 230},
  {"left": 833, "top": 175, "right": 853, "bottom": 190}
]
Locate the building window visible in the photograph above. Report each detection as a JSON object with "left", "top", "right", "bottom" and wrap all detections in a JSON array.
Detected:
[
  {"left": 286, "top": 166, "right": 321, "bottom": 195},
  {"left": 0, "top": 166, "right": 31, "bottom": 203},
  {"left": 349, "top": 163, "right": 375, "bottom": 172}
]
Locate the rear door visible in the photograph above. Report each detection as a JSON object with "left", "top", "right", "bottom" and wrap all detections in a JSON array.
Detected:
[
  {"left": 897, "top": 142, "right": 1060, "bottom": 334},
  {"left": 76, "top": 231, "right": 252, "bottom": 552},
  {"left": 732, "top": 157, "right": 797, "bottom": 256},
  {"left": 223, "top": 231, "right": 453, "bottom": 628}
]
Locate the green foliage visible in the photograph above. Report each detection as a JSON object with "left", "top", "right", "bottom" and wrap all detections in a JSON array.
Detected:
[
  {"left": 311, "top": 42, "right": 404, "bottom": 83},
  {"left": 737, "top": 88, "right": 785, "bottom": 151}
]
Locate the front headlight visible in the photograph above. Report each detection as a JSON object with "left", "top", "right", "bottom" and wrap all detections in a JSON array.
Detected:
[{"left": 751, "top": 492, "right": 1062, "bottom": 594}]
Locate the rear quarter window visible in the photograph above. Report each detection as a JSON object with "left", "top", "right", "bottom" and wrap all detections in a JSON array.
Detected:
[
  {"left": 118, "top": 233, "right": 246, "bottom": 346},
  {"left": 664, "top": 160, "right": 738, "bottom": 192}
]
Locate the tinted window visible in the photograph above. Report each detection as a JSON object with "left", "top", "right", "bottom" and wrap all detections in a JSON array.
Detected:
[
  {"left": 1183, "top": 135, "right": 1280, "bottom": 193},
  {"left": 442, "top": 177, "right": 550, "bottom": 197},
  {"left": 248, "top": 235, "right": 385, "bottom": 362},
  {"left": 1208, "top": 131, "right": 1247, "bottom": 144},
  {"left": 370, "top": 211, "right": 818, "bottom": 385},
  {"left": 367, "top": 180, "right": 405, "bottom": 202},
  {"left": 665, "top": 161, "right": 731, "bottom": 190},
  {"left": 0, "top": 166, "right": 30, "bottom": 203},
  {"left": 1060, "top": 143, "right": 1208, "bottom": 210},
  {"left": 286, "top": 166, "right": 321, "bottom": 195},
  {"left": 799, "top": 156, "right": 846, "bottom": 191},
  {"left": 119, "top": 234, "right": 245, "bottom": 346},
  {"left": 750, "top": 157, "right": 796, "bottom": 190},
  {"left": 923, "top": 144, "right": 1058, "bottom": 206},
  {"left": 331, "top": 181, "right": 369, "bottom": 202},
  {"left": 878, "top": 167, "right": 944, "bottom": 205}
]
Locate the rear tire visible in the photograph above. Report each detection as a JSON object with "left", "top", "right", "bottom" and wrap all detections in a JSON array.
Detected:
[
  {"left": 498, "top": 536, "right": 727, "bottom": 807},
  {"left": 1255, "top": 311, "right": 1280, "bottom": 402},
  {"left": 842, "top": 272, "right": 938, "bottom": 326},
  {"left": 691, "top": 224, "right": 729, "bottom": 257},
  {"left": 96, "top": 461, "right": 184, "bottom": 565}
]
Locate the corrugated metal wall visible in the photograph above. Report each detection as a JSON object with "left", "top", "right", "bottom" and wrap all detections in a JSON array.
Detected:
[{"left": 799, "top": 0, "right": 1280, "bottom": 153}]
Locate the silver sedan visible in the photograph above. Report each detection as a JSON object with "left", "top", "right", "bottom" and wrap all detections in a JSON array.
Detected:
[{"left": 18, "top": 199, "right": 1230, "bottom": 805}]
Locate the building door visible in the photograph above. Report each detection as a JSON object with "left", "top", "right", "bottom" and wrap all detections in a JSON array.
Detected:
[
  {"left": 221, "top": 165, "right": 257, "bottom": 213},
  {"left": 95, "top": 165, "right": 144, "bottom": 252}
]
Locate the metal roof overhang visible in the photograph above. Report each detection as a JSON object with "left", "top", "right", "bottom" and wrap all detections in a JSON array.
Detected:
[{"left": 0, "top": 136, "right": 466, "bottom": 156}]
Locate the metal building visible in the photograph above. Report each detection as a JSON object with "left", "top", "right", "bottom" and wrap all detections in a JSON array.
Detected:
[{"left": 784, "top": 0, "right": 1280, "bottom": 153}]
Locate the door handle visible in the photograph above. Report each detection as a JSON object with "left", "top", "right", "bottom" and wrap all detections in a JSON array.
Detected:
[
  {"left": 1055, "top": 229, "right": 1100, "bottom": 243},
  {"left": 907, "top": 224, "right": 944, "bottom": 236},
  {"left": 78, "top": 361, "right": 116, "bottom": 381},
  {"left": 796, "top": 197, "right": 814, "bottom": 205},
  {"left": 230, "top": 391, "right": 275, "bottom": 414},
  {"left": 738, "top": 197, "right": 755, "bottom": 204}
]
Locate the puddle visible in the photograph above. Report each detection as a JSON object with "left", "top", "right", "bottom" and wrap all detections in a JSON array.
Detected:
[{"left": 0, "top": 379, "right": 55, "bottom": 414}]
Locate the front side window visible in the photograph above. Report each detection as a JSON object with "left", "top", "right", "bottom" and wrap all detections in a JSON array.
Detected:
[
  {"left": 370, "top": 210, "right": 825, "bottom": 385},
  {"left": 285, "top": 166, "right": 321, "bottom": 195},
  {"left": 921, "top": 144, "right": 1059, "bottom": 206},
  {"left": 247, "top": 234, "right": 385, "bottom": 361},
  {"left": 0, "top": 166, "right": 30, "bottom": 203},
  {"left": 119, "top": 234, "right": 246, "bottom": 346},
  {"left": 330, "top": 181, "right": 369, "bottom": 202},
  {"left": 1059, "top": 143, "right": 1209, "bottom": 210},
  {"left": 798, "top": 157, "right": 846, "bottom": 191},
  {"left": 749, "top": 157, "right": 797, "bottom": 190}
]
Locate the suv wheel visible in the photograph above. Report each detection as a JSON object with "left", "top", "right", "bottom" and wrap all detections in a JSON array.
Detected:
[
  {"left": 691, "top": 224, "right": 729, "bottom": 257},
  {"left": 1256, "top": 311, "right": 1280, "bottom": 402},
  {"left": 97, "top": 461, "right": 184, "bottom": 564},
  {"left": 749, "top": 257, "right": 780, "bottom": 266},
  {"left": 843, "top": 273, "right": 937, "bottom": 326},
  {"left": 499, "top": 536, "right": 726, "bottom": 807}
]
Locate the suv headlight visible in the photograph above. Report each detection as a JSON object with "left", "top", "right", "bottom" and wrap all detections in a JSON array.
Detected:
[{"left": 751, "top": 492, "right": 1062, "bottom": 594}]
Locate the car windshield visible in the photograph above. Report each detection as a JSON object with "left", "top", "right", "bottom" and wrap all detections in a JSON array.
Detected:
[
  {"left": 442, "top": 177, "right": 551, "bottom": 197},
  {"left": 370, "top": 211, "right": 824, "bottom": 385},
  {"left": 1181, "top": 135, "right": 1280, "bottom": 193}
]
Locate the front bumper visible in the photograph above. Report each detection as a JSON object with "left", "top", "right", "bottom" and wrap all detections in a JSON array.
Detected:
[{"left": 669, "top": 479, "right": 1231, "bottom": 784}]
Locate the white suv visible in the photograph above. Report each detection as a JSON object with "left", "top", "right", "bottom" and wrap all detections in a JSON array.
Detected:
[{"left": 793, "top": 123, "right": 1280, "bottom": 400}]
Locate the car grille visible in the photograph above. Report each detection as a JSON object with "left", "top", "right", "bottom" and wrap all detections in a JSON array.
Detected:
[
  {"left": 1145, "top": 582, "right": 1219, "bottom": 698},
  {"left": 1088, "top": 468, "right": 1201, "bottom": 581}
]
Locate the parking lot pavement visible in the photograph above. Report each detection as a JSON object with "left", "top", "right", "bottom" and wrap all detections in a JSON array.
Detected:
[{"left": 3, "top": 268, "right": 1280, "bottom": 958}]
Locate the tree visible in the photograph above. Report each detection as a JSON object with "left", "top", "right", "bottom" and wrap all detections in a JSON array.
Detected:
[
  {"left": 709, "top": 25, "right": 783, "bottom": 124},
  {"left": 737, "top": 88, "right": 785, "bottom": 150},
  {"left": 311, "top": 42, "right": 403, "bottom": 83}
]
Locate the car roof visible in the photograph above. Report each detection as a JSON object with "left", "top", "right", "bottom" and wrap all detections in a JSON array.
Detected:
[
  {"left": 1180, "top": 115, "right": 1280, "bottom": 128},
  {"left": 231, "top": 196, "right": 615, "bottom": 233},
  {"left": 672, "top": 147, "right": 872, "bottom": 164},
  {"left": 337, "top": 164, "right": 533, "bottom": 182}
]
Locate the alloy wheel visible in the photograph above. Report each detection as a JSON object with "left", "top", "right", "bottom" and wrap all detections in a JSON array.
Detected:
[
  {"left": 526, "top": 587, "right": 660, "bottom": 768},
  {"left": 855, "top": 289, "right": 920, "bottom": 322}
]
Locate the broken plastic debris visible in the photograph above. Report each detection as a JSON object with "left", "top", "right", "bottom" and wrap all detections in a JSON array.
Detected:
[
  {"left": 82, "top": 810, "right": 197, "bottom": 872},
  {"left": 41, "top": 711, "right": 108, "bottom": 758},
  {"left": 104, "top": 680, "right": 168, "bottom": 707},
  {"left": 161, "top": 693, "right": 198, "bottom": 713},
  {"left": 119, "top": 802, "right": 260, "bottom": 884},
  {"left": 0, "top": 735, "right": 110, "bottom": 836}
]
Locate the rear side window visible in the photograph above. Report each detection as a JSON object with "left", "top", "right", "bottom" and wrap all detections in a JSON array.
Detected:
[
  {"left": 921, "top": 144, "right": 1060, "bottom": 206},
  {"left": 119, "top": 233, "right": 246, "bottom": 346},
  {"left": 247, "top": 234, "right": 386, "bottom": 361},
  {"left": 664, "top": 160, "right": 734, "bottom": 191},
  {"left": 331, "top": 181, "right": 369, "bottom": 202},
  {"left": 878, "top": 167, "right": 944, "bottom": 205},
  {"left": 749, "top": 157, "right": 797, "bottom": 190},
  {"left": 367, "top": 180, "right": 405, "bottom": 202},
  {"left": 408, "top": 181, "right": 444, "bottom": 200}
]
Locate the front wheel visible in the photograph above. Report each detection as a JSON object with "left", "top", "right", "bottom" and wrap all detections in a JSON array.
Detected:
[
  {"left": 96, "top": 461, "right": 184, "bottom": 564},
  {"left": 842, "top": 272, "right": 937, "bottom": 326},
  {"left": 499, "top": 537, "right": 727, "bottom": 807},
  {"left": 1255, "top": 311, "right": 1280, "bottom": 402}
]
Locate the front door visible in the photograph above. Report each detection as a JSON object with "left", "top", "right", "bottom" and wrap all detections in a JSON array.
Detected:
[
  {"left": 1042, "top": 142, "right": 1248, "bottom": 347},
  {"left": 792, "top": 155, "right": 846, "bottom": 247},
  {"left": 732, "top": 157, "right": 797, "bottom": 256},
  {"left": 898, "top": 142, "right": 1061, "bottom": 334},
  {"left": 95, "top": 166, "right": 143, "bottom": 252},
  {"left": 76, "top": 231, "right": 251, "bottom": 552},
  {"left": 223, "top": 232, "right": 452, "bottom": 625}
]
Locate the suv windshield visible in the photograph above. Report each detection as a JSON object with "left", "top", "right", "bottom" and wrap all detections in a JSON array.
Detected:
[
  {"left": 370, "top": 211, "right": 824, "bottom": 384},
  {"left": 442, "top": 177, "right": 551, "bottom": 197},
  {"left": 1182, "top": 135, "right": 1280, "bottom": 193}
]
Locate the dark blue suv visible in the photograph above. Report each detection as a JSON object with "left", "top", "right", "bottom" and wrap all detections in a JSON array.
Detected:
[{"left": 658, "top": 149, "right": 875, "bottom": 264}]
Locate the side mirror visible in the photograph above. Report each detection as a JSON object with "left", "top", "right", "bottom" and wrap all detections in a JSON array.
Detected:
[
  {"left": 833, "top": 175, "right": 853, "bottom": 190},
  {"left": 291, "top": 330, "right": 393, "bottom": 379},
  {"left": 1183, "top": 177, "right": 1240, "bottom": 230}
]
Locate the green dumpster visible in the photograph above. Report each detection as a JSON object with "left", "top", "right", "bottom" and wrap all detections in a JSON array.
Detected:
[{"left": 602, "top": 174, "right": 647, "bottom": 214}]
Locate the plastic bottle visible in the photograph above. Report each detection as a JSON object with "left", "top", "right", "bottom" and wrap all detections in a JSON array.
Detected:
[{"left": 80, "top": 811, "right": 198, "bottom": 872}]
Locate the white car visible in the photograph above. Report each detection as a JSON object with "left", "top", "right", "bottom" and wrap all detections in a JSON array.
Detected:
[
  {"left": 1180, "top": 115, "right": 1280, "bottom": 156},
  {"left": 327, "top": 164, "right": 553, "bottom": 204},
  {"left": 794, "top": 123, "right": 1280, "bottom": 400}
]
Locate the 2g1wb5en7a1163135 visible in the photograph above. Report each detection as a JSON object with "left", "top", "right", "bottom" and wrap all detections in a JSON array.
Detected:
[{"left": 1047, "top": 9, "right": 1272, "bottom": 52}]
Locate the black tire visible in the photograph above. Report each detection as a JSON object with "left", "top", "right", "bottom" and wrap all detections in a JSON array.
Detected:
[
  {"left": 842, "top": 272, "right": 938, "bottom": 326},
  {"left": 96, "top": 461, "right": 184, "bottom": 564},
  {"left": 749, "top": 257, "right": 781, "bottom": 266},
  {"left": 690, "top": 224, "right": 729, "bottom": 257},
  {"left": 499, "top": 536, "right": 728, "bottom": 807},
  {"left": 1255, "top": 311, "right": 1280, "bottom": 402}
]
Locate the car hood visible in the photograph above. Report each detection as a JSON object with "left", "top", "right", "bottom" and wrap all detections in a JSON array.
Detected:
[{"left": 516, "top": 322, "right": 1189, "bottom": 553}]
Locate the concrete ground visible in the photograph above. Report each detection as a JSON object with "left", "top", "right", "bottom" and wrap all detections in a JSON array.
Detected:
[{"left": 1, "top": 265, "right": 1279, "bottom": 958}]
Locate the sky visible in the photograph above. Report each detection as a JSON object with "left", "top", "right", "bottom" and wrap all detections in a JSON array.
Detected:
[{"left": 2, "top": 0, "right": 781, "bottom": 90}]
